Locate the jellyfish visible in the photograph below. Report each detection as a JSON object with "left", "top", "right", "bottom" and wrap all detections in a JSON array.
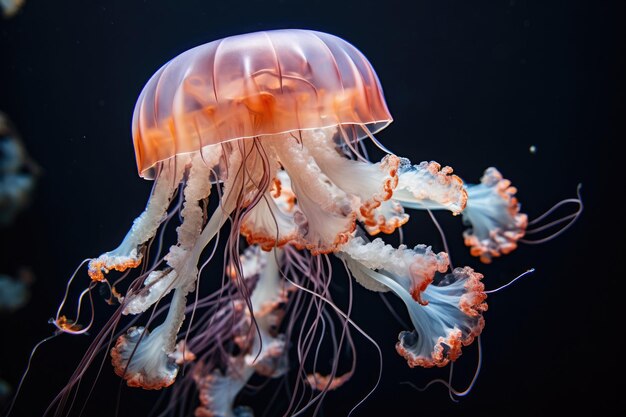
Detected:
[
  {"left": 0, "top": 112, "right": 39, "bottom": 226},
  {"left": 0, "top": 269, "right": 32, "bottom": 413},
  {"left": 0, "top": 269, "right": 33, "bottom": 312},
  {"left": 43, "top": 29, "right": 580, "bottom": 417},
  {"left": 0, "top": 0, "right": 24, "bottom": 18}
]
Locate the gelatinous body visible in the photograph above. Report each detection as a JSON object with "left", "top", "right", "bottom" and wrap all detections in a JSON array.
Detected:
[
  {"left": 0, "top": 0, "right": 24, "bottom": 18},
  {"left": 132, "top": 29, "right": 391, "bottom": 178},
  {"left": 43, "top": 30, "right": 579, "bottom": 417},
  {"left": 0, "top": 270, "right": 32, "bottom": 312},
  {"left": 0, "top": 112, "right": 38, "bottom": 226}
]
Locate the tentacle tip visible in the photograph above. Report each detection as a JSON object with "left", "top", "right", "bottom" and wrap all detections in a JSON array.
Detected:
[
  {"left": 87, "top": 254, "right": 142, "bottom": 282},
  {"left": 111, "top": 326, "right": 179, "bottom": 390},
  {"left": 52, "top": 315, "right": 83, "bottom": 333},
  {"left": 306, "top": 372, "right": 352, "bottom": 391}
]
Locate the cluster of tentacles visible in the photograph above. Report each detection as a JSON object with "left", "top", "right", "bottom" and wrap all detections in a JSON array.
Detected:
[{"left": 51, "top": 126, "right": 553, "bottom": 416}]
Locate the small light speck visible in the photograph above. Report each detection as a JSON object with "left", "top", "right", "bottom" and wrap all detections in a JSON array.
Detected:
[{"left": 529, "top": 145, "right": 537, "bottom": 154}]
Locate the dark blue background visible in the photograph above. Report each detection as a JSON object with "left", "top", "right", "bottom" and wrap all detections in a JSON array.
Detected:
[{"left": 1, "top": 1, "right": 623, "bottom": 416}]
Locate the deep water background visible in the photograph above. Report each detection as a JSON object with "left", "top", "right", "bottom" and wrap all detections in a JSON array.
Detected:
[{"left": 0, "top": 1, "right": 624, "bottom": 416}]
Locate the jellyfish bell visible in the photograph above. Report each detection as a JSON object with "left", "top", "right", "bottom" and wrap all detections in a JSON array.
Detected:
[{"left": 132, "top": 29, "right": 393, "bottom": 179}]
